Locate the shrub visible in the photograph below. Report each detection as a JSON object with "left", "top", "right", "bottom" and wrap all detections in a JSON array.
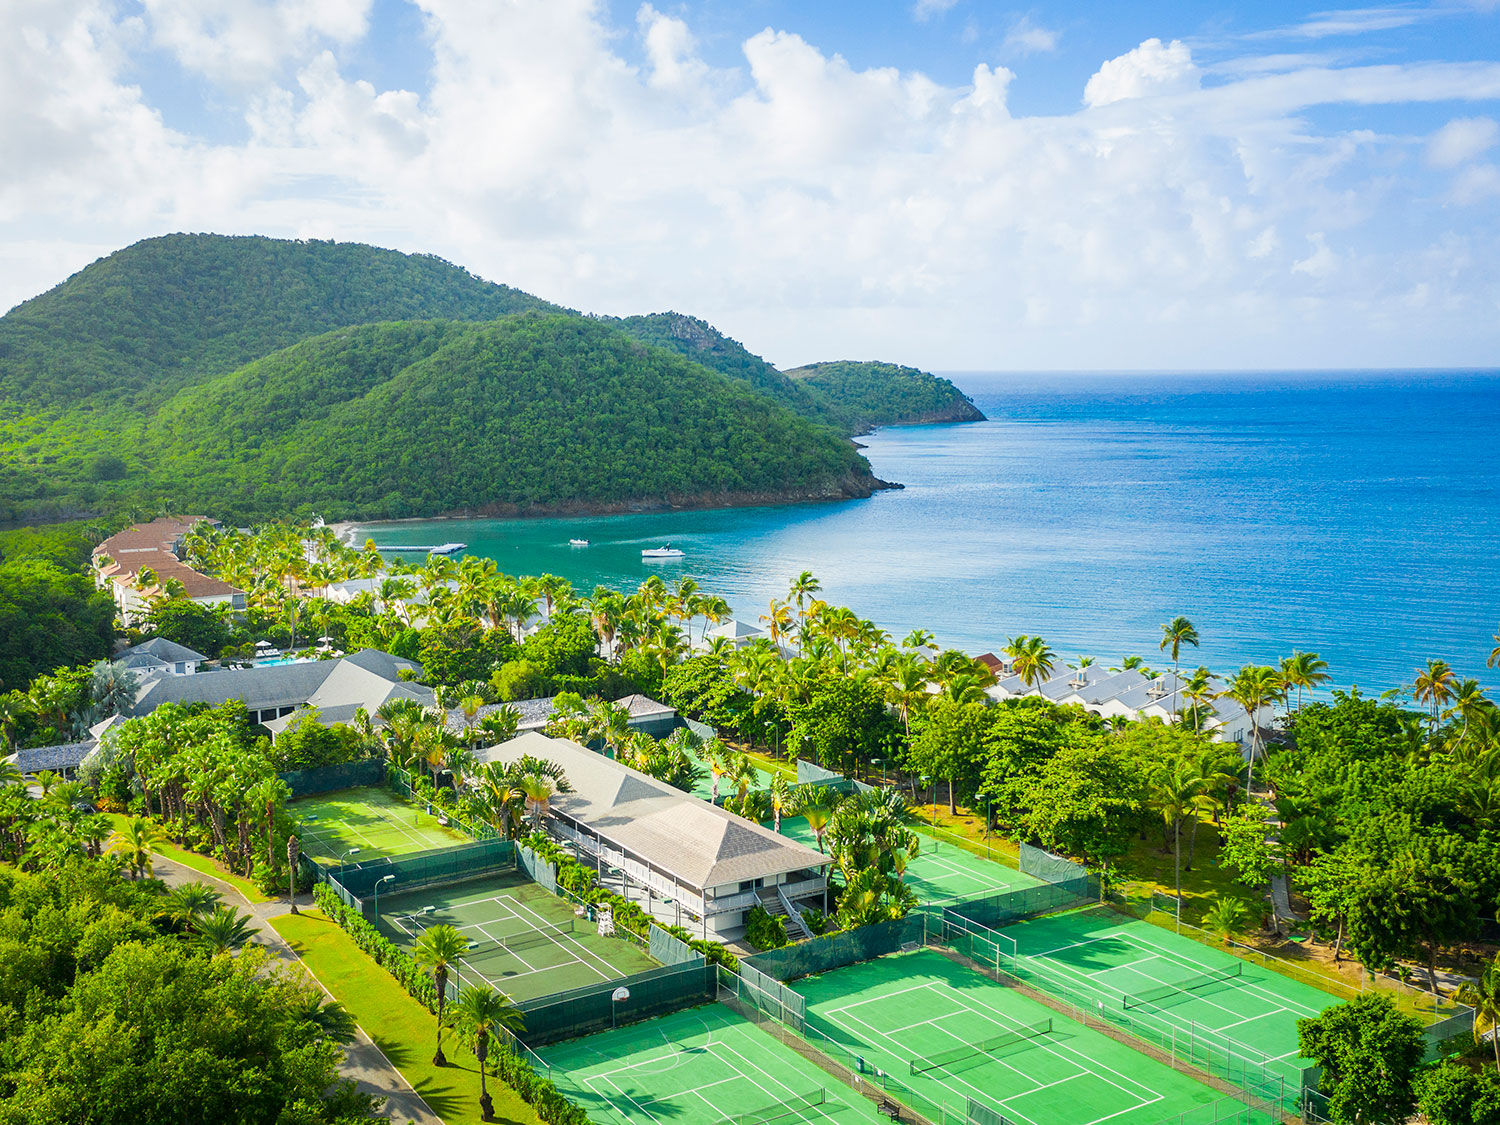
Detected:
[{"left": 746, "top": 905, "right": 789, "bottom": 951}]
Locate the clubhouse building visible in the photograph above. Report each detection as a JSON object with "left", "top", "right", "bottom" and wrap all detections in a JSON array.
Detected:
[{"left": 477, "top": 731, "right": 830, "bottom": 941}]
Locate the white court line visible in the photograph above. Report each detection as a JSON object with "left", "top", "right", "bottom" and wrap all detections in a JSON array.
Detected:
[
  {"left": 823, "top": 979, "right": 1158, "bottom": 1118},
  {"left": 508, "top": 894, "right": 628, "bottom": 980}
]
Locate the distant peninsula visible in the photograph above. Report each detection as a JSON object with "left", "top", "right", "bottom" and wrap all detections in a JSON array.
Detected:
[{"left": 0, "top": 234, "right": 979, "bottom": 525}]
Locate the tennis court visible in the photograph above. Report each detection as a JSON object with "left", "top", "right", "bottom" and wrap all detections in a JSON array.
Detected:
[
  {"left": 542, "top": 1003, "right": 887, "bottom": 1125},
  {"left": 999, "top": 908, "right": 1332, "bottom": 1088},
  {"left": 376, "top": 871, "right": 658, "bottom": 1003},
  {"left": 796, "top": 949, "right": 1224, "bottom": 1125},
  {"left": 292, "top": 785, "right": 471, "bottom": 865},
  {"left": 774, "top": 815, "right": 1035, "bottom": 905}
]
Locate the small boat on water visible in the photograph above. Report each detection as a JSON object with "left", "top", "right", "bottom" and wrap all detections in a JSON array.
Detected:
[
  {"left": 570, "top": 538, "right": 590, "bottom": 547},
  {"left": 642, "top": 545, "right": 685, "bottom": 559}
]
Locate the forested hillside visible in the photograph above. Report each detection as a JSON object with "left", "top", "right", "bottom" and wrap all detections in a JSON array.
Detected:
[
  {"left": 786, "top": 360, "right": 985, "bottom": 431},
  {"left": 611, "top": 312, "right": 840, "bottom": 427},
  {"left": 143, "top": 314, "right": 883, "bottom": 521},
  {"left": 0, "top": 235, "right": 969, "bottom": 524}
]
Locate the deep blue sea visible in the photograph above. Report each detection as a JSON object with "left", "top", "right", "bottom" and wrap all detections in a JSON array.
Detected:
[{"left": 355, "top": 372, "right": 1500, "bottom": 694}]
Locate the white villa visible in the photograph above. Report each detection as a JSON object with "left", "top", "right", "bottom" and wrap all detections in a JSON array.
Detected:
[
  {"left": 476, "top": 731, "right": 830, "bottom": 940},
  {"left": 988, "top": 665, "right": 1270, "bottom": 749}
]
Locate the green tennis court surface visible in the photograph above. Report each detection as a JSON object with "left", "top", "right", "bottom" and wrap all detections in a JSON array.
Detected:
[
  {"left": 774, "top": 815, "right": 1035, "bottom": 904},
  {"left": 541, "top": 1003, "right": 888, "bottom": 1125},
  {"left": 292, "top": 786, "right": 470, "bottom": 864},
  {"left": 376, "top": 871, "right": 657, "bottom": 1003},
  {"left": 796, "top": 949, "right": 1223, "bottom": 1125},
  {"left": 691, "top": 763, "right": 778, "bottom": 804},
  {"left": 1003, "top": 909, "right": 1333, "bottom": 1087}
]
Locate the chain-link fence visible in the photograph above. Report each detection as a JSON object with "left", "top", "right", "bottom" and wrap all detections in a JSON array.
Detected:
[
  {"left": 649, "top": 924, "right": 699, "bottom": 966},
  {"left": 336, "top": 837, "right": 516, "bottom": 912},
  {"left": 280, "top": 758, "right": 387, "bottom": 797},
  {"left": 512, "top": 959, "right": 715, "bottom": 1046},
  {"left": 930, "top": 876, "right": 1098, "bottom": 929},
  {"left": 744, "top": 913, "right": 929, "bottom": 982},
  {"left": 1018, "top": 842, "right": 1088, "bottom": 885}
]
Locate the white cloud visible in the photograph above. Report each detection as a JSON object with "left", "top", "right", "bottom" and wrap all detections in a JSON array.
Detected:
[
  {"left": 1002, "top": 16, "right": 1059, "bottom": 57},
  {"left": 3, "top": 2, "right": 1500, "bottom": 370},
  {"left": 1256, "top": 6, "right": 1431, "bottom": 40},
  {"left": 912, "top": 0, "right": 959, "bottom": 22},
  {"left": 1427, "top": 116, "right": 1499, "bottom": 167},
  {"left": 142, "top": 0, "right": 372, "bottom": 82},
  {"left": 1083, "top": 39, "right": 1200, "bottom": 107}
]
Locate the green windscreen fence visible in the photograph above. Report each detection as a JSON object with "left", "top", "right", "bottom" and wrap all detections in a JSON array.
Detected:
[
  {"left": 1019, "top": 843, "right": 1088, "bottom": 886},
  {"left": 279, "top": 758, "right": 386, "bottom": 798},
  {"left": 648, "top": 925, "right": 699, "bottom": 965},
  {"left": 745, "top": 913, "right": 928, "bottom": 982},
  {"left": 517, "top": 843, "right": 558, "bottom": 893},
  {"left": 794, "top": 759, "right": 872, "bottom": 795},
  {"left": 936, "top": 876, "right": 1097, "bottom": 929},
  {"left": 514, "top": 959, "right": 715, "bottom": 1046},
  {"left": 339, "top": 837, "right": 516, "bottom": 906}
]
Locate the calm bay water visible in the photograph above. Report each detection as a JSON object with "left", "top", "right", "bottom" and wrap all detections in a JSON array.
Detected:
[{"left": 354, "top": 371, "right": 1500, "bottom": 693}]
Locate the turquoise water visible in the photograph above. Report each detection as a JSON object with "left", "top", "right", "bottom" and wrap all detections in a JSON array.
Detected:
[{"left": 354, "top": 371, "right": 1500, "bottom": 693}]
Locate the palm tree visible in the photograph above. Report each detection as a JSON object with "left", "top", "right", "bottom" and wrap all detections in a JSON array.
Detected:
[
  {"left": 192, "top": 905, "right": 257, "bottom": 955},
  {"left": 447, "top": 983, "right": 526, "bottom": 1121},
  {"left": 1447, "top": 679, "right": 1489, "bottom": 746},
  {"left": 1110, "top": 655, "right": 1146, "bottom": 673},
  {"left": 1414, "top": 659, "right": 1458, "bottom": 735},
  {"left": 767, "top": 775, "right": 793, "bottom": 834},
  {"left": 1453, "top": 952, "right": 1500, "bottom": 1070},
  {"left": 413, "top": 924, "right": 471, "bottom": 1066},
  {"left": 1222, "top": 665, "right": 1285, "bottom": 791},
  {"left": 1204, "top": 897, "right": 1249, "bottom": 944},
  {"left": 1154, "top": 754, "right": 1201, "bottom": 904},
  {"left": 288, "top": 834, "right": 301, "bottom": 914},
  {"left": 1279, "top": 652, "right": 1331, "bottom": 714},
  {"left": 292, "top": 994, "right": 360, "bottom": 1045},
  {"left": 789, "top": 571, "right": 821, "bottom": 626},
  {"left": 161, "top": 881, "right": 222, "bottom": 925},
  {"left": 517, "top": 763, "right": 571, "bottom": 829},
  {"left": 796, "top": 787, "right": 837, "bottom": 854},
  {"left": 1004, "top": 635, "right": 1055, "bottom": 688},
  {"left": 1490, "top": 624, "right": 1500, "bottom": 670},
  {"left": 108, "top": 816, "right": 169, "bottom": 878},
  {"left": 1159, "top": 617, "right": 1200, "bottom": 676}
]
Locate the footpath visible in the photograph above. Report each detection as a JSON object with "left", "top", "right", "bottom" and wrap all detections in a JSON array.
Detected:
[{"left": 152, "top": 854, "right": 442, "bottom": 1125}]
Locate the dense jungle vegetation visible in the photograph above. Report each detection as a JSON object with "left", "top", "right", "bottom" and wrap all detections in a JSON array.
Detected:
[{"left": 786, "top": 360, "right": 986, "bottom": 431}]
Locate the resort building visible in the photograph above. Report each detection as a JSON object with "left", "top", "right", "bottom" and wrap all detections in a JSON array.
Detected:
[
  {"left": 127, "top": 648, "right": 431, "bottom": 728},
  {"left": 115, "top": 637, "right": 207, "bottom": 678},
  {"left": 477, "top": 731, "right": 830, "bottom": 940},
  {"left": 702, "top": 619, "right": 767, "bottom": 648},
  {"left": 93, "top": 517, "right": 245, "bottom": 624},
  {"left": 988, "top": 666, "right": 1269, "bottom": 748},
  {"left": 445, "top": 692, "right": 681, "bottom": 744}
]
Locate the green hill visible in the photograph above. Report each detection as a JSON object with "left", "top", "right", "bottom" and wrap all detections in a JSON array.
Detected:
[
  {"left": 785, "top": 361, "right": 985, "bottom": 432},
  {"left": 141, "top": 315, "right": 883, "bottom": 521},
  {"left": 0, "top": 233, "right": 558, "bottom": 412},
  {"left": 611, "top": 312, "right": 841, "bottom": 428}
]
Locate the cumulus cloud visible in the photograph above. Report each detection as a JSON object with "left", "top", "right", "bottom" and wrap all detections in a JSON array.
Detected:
[
  {"left": 142, "top": 0, "right": 372, "bottom": 82},
  {"left": 1083, "top": 38, "right": 1200, "bottom": 107},
  {"left": 4, "top": 2, "right": 1500, "bottom": 369},
  {"left": 1427, "top": 116, "right": 1499, "bottom": 167}
]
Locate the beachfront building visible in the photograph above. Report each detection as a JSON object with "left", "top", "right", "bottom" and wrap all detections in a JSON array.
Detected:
[
  {"left": 476, "top": 731, "right": 830, "bottom": 940},
  {"left": 93, "top": 517, "right": 246, "bottom": 624},
  {"left": 988, "top": 666, "right": 1268, "bottom": 749},
  {"left": 116, "top": 637, "right": 207, "bottom": 678}
]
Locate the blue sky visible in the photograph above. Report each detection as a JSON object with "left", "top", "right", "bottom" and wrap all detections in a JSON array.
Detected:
[{"left": 4, "top": 1, "right": 1499, "bottom": 369}]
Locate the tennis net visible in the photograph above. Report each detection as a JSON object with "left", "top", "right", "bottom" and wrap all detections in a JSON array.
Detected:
[
  {"left": 721, "top": 1088, "right": 827, "bottom": 1125},
  {"left": 469, "top": 919, "right": 576, "bottom": 954},
  {"left": 1121, "top": 963, "right": 1243, "bottom": 1010},
  {"left": 908, "top": 1018, "right": 1053, "bottom": 1074}
]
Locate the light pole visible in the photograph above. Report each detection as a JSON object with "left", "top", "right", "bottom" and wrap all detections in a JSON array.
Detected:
[
  {"left": 339, "top": 847, "right": 361, "bottom": 882},
  {"left": 373, "top": 873, "right": 395, "bottom": 918}
]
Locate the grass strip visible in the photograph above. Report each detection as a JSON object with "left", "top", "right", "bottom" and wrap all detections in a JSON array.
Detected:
[
  {"left": 272, "top": 909, "right": 544, "bottom": 1125},
  {"left": 107, "top": 813, "right": 274, "bottom": 903}
]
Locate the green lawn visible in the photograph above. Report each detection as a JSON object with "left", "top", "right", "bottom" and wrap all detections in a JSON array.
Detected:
[
  {"left": 272, "top": 909, "right": 544, "bottom": 1125},
  {"left": 108, "top": 813, "right": 273, "bottom": 904}
]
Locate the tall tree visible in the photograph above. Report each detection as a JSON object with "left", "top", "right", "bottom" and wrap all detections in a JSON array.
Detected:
[
  {"left": 413, "top": 924, "right": 471, "bottom": 1066},
  {"left": 1159, "top": 616, "right": 1199, "bottom": 676}
]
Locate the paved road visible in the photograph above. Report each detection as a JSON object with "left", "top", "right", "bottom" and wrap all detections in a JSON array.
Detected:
[{"left": 152, "top": 855, "right": 442, "bottom": 1125}]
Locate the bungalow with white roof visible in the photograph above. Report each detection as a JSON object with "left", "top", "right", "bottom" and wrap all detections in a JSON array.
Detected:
[
  {"left": 477, "top": 731, "right": 830, "bottom": 940},
  {"left": 989, "top": 666, "right": 1267, "bottom": 750}
]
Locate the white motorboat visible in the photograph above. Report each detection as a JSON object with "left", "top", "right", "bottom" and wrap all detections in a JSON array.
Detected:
[
  {"left": 641, "top": 545, "right": 685, "bottom": 559},
  {"left": 570, "top": 538, "right": 590, "bottom": 547}
]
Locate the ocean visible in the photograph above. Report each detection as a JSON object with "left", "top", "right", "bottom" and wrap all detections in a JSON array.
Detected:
[{"left": 353, "top": 371, "right": 1500, "bottom": 694}]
